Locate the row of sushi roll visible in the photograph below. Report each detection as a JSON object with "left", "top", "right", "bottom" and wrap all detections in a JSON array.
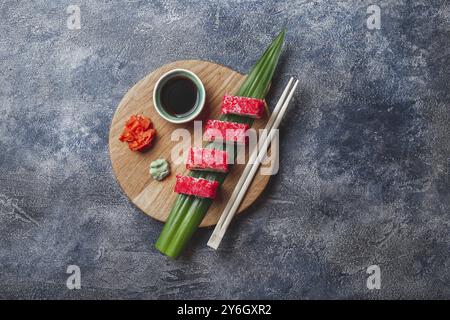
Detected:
[{"left": 173, "top": 95, "right": 266, "bottom": 199}]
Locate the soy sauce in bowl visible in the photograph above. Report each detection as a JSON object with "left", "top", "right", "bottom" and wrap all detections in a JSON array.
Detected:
[
  {"left": 153, "top": 68, "right": 205, "bottom": 124},
  {"left": 160, "top": 76, "right": 199, "bottom": 118}
]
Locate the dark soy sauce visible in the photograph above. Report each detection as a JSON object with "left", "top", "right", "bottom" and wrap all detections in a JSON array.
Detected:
[{"left": 161, "top": 76, "right": 198, "bottom": 117}]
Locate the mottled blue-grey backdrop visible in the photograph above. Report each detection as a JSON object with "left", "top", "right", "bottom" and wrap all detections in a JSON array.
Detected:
[{"left": 0, "top": 0, "right": 449, "bottom": 299}]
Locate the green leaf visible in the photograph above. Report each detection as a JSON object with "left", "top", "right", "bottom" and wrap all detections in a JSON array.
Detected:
[{"left": 155, "top": 30, "right": 286, "bottom": 258}]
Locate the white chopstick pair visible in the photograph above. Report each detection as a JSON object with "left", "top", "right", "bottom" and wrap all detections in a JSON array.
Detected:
[{"left": 208, "top": 77, "right": 299, "bottom": 249}]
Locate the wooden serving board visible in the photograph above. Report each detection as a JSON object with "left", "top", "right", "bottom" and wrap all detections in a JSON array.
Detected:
[{"left": 109, "top": 60, "right": 271, "bottom": 227}]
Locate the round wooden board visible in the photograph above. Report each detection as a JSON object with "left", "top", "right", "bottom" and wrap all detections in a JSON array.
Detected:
[{"left": 109, "top": 60, "right": 271, "bottom": 227}]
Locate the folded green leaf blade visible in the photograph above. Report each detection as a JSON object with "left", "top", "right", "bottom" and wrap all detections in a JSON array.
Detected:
[{"left": 155, "top": 30, "right": 285, "bottom": 258}]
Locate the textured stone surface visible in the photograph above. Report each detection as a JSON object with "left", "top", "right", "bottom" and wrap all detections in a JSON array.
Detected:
[{"left": 0, "top": 0, "right": 449, "bottom": 299}]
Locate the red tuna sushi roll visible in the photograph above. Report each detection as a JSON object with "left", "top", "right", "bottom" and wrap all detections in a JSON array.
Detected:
[
  {"left": 221, "top": 95, "right": 265, "bottom": 119},
  {"left": 174, "top": 174, "right": 219, "bottom": 199},
  {"left": 203, "top": 119, "right": 249, "bottom": 144},
  {"left": 186, "top": 147, "right": 229, "bottom": 173}
]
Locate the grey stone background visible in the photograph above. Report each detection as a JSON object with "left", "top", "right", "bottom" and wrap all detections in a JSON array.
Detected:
[{"left": 0, "top": 0, "right": 449, "bottom": 299}]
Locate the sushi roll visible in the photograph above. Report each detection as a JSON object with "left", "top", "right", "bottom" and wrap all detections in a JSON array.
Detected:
[
  {"left": 221, "top": 95, "right": 266, "bottom": 119},
  {"left": 203, "top": 119, "right": 249, "bottom": 144},
  {"left": 174, "top": 174, "right": 219, "bottom": 199},
  {"left": 186, "top": 147, "right": 230, "bottom": 173}
]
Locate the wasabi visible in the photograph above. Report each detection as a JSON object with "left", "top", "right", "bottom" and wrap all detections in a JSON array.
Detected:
[{"left": 149, "top": 159, "right": 170, "bottom": 181}]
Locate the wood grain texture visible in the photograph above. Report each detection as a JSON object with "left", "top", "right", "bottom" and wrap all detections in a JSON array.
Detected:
[{"left": 109, "top": 60, "right": 271, "bottom": 227}]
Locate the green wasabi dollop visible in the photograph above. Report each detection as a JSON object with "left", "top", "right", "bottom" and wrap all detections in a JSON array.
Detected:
[{"left": 149, "top": 159, "right": 170, "bottom": 181}]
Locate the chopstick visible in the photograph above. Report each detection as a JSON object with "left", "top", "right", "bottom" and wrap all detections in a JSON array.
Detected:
[{"left": 208, "top": 78, "right": 299, "bottom": 249}]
